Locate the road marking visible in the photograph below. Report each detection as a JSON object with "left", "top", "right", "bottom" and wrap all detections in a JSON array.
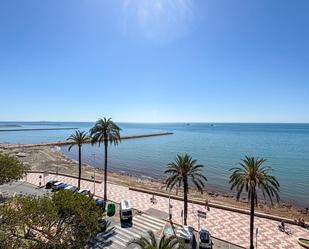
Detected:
[
  {"left": 103, "top": 214, "right": 166, "bottom": 248},
  {"left": 133, "top": 220, "right": 161, "bottom": 232},
  {"left": 108, "top": 237, "right": 126, "bottom": 247},
  {"left": 115, "top": 225, "right": 145, "bottom": 238},
  {"left": 105, "top": 243, "right": 123, "bottom": 249},
  {"left": 127, "top": 225, "right": 149, "bottom": 236},
  {"left": 141, "top": 213, "right": 168, "bottom": 224},
  {"left": 115, "top": 228, "right": 139, "bottom": 241},
  {"left": 136, "top": 214, "right": 166, "bottom": 227}
]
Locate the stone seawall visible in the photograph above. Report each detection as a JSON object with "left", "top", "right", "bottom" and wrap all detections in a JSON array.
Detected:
[{"left": 0, "top": 132, "right": 174, "bottom": 149}]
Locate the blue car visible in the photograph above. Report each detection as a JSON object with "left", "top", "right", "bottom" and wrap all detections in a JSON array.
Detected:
[
  {"left": 95, "top": 198, "right": 105, "bottom": 207},
  {"left": 199, "top": 229, "right": 212, "bottom": 249}
]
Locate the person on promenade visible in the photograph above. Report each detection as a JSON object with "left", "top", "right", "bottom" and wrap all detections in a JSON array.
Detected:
[
  {"left": 295, "top": 217, "right": 305, "bottom": 227},
  {"left": 150, "top": 194, "right": 157, "bottom": 204}
]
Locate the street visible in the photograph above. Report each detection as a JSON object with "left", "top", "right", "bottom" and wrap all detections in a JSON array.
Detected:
[
  {"left": 1, "top": 181, "right": 244, "bottom": 249},
  {"left": 0, "top": 181, "right": 50, "bottom": 198}
]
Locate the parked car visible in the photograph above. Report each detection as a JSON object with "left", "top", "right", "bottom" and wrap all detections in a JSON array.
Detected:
[
  {"left": 98, "top": 218, "right": 108, "bottom": 232},
  {"left": 120, "top": 200, "right": 133, "bottom": 222},
  {"left": 179, "top": 226, "right": 195, "bottom": 244},
  {"left": 199, "top": 229, "right": 212, "bottom": 249},
  {"left": 95, "top": 198, "right": 105, "bottom": 207},
  {"left": 52, "top": 182, "right": 68, "bottom": 191},
  {"left": 51, "top": 182, "right": 63, "bottom": 190},
  {"left": 45, "top": 180, "right": 59, "bottom": 189},
  {"left": 78, "top": 189, "right": 90, "bottom": 196},
  {"left": 64, "top": 185, "right": 78, "bottom": 192}
]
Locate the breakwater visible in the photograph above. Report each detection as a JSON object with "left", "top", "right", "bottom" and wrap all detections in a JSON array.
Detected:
[
  {"left": 0, "top": 127, "right": 78, "bottom": 132},
  {"left": 0, "top": 132, "right": 174, "bottom": 149}
]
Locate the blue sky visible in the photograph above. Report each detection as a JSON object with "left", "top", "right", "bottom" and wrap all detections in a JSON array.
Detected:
[{"left": 0, "top": 0, "right": 308, "bottom": 123}]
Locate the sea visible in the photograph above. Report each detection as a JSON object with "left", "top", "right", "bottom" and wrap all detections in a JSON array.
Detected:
[{"left": 0, "top": 121, "right": 308, "bottom": 208}]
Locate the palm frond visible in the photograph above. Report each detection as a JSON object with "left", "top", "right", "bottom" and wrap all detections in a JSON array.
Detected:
[
  {"left": 66, "top": 130, "right": 89, "bottom": 151},
  {"left": 127, "top": 230, "right": 156, "bottom": 248},
  {"left": 164, "top": 154, "right": 207, "bottom": 194},
  {"left": 90, "top": 117, "right": 121, "bottom": 147},
  {"left": 229, "top": 156, "right": 280, "bottom": 205}
]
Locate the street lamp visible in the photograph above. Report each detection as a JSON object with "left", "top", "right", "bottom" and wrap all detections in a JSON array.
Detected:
[
  {"left": 56, "top": 165, "right": 59, "bottom": 180},
  {"left": 168, "top": 190, "right": 173, "bottom": 221},
  {"left": 91, "top": 172, "right": 96, "bottom": 195},
  {"left": 256, "top": 228, "right": 259, "bottom": 249},
  {"left": 181, "top": 209, "right": 184, "bottom": 226},
  {"left": 92, "top": 153, "right": 96, "bottom": 195}
]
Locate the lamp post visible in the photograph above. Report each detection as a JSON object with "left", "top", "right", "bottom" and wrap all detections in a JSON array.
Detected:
[
  {"left": 256, "top": 228, "right": 258, "bottom": 249},
  {"left": 56, "top": 166, "right": 59, "bottom": 180},
  {"left": 168, "top": 191, "right": 173, "bottom": 221},
  {"left": 92, "top": 153, "right": 96, "bottom": 195},
  {"left": 181, "top": 209, "right": 184, "bottom": 226}
]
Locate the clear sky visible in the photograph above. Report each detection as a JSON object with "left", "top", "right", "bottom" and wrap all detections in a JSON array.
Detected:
[{"left": 0, "top": 0, "right": 308, "bottom": 123}]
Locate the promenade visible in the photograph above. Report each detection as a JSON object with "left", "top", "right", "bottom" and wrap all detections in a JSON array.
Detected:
[{"left": 25, "top": 172, "right": 309, "bottom": 249}]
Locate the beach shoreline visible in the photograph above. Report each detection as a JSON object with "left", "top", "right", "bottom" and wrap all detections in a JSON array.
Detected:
[{"left": 0, "top": 143, "right": 308, "bottom": 222}]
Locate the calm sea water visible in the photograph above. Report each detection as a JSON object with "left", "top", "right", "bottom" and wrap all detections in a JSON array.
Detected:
[{"left": 1, "top": 122, "right": 308, "bottom": 207}]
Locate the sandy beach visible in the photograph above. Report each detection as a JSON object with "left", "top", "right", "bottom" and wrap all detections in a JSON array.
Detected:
[{"left": 0, "top": 143, "right": 308, "bottom": 222}]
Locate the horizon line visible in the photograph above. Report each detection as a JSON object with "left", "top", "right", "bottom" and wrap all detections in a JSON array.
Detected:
[{"left": 1, "top": 120, "right": 309, "bottom": 125}]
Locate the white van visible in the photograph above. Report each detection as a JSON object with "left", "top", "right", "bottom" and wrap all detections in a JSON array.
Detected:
[{"left": 120, "top": 200, "right": 133, "bottom": 222}]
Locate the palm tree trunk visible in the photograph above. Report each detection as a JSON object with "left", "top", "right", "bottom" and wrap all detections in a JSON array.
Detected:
[
  {"left": 78, "top": 145, "right": 81, "bottom": 189},
  {"left": 103, "top": 139, "right": 108, "bottom": 209},
  {"left": 249, "top": 194, "right": 255, "bottom": 249},
  {"left": 183, "top": 178, "right": 188, "bottom": 225}
]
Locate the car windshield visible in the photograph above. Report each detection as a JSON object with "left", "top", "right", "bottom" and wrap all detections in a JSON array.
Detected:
[
  {"left": 184, "top": 227, "right": 193, "bottom": 234},
  {"left": 200, "top": 231, "right": 209, "bottom": 242},
  {"left": 123, "top": 211, "right": 132, "bottom": 216}
]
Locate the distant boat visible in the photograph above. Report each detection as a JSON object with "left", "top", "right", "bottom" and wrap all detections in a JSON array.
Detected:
[
  {"left": 210, "top": 124, "right": 215, "bottom": 127},
  {"left": 186, "top": 123, "right": 190, "bottom": 126}
]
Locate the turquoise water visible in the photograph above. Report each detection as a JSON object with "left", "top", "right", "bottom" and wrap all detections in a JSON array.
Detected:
[{"left": 0, "top": 122, "right": 308, "bottom": 207}]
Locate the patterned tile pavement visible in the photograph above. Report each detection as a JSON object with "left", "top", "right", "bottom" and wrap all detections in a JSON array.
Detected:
[{"left": 25, "top": 173, "right": 309, "bottom": 249}]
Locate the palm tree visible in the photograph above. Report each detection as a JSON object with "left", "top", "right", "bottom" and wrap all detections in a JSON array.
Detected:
[
  {"left": 89, "top": 118, "right": 121, "bottom": 207},
  {"left": 67, "top": 130, "right": 89, "bottom": 189},
  {"left": 128, "top": 230, "right": 186, "bottom": 249},
  {"left": 165, "top": 154, "right": 207, "bottom": 225},
  {"left": 229, "top": 156, "right": 280, "bottom": 249}
]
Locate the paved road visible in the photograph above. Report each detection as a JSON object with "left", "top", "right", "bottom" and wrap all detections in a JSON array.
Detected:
[
  {"left": 92, "top": 211, "right": 243, "bottom": 249},
  {"left": 0, "top": 181, "right": 50, "bottom": 197},
  {"left": 34, "top": 172, "right": 303, "bottom": 249},
  {"left": 92, "top": 213, "right": 167, "bottom": 249},
  {"left": 1, "top": 181, "right": 243, "bottom": 249}
]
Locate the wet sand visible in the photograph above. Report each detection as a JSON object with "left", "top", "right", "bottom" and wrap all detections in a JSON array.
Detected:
[{"left": 0, "top": 143, "right": 308, "bottom": 222}]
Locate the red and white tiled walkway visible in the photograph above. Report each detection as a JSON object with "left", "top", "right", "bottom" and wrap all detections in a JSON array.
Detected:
[{"left": 25, "top": 172, "right": 309, "bottom": 249}]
